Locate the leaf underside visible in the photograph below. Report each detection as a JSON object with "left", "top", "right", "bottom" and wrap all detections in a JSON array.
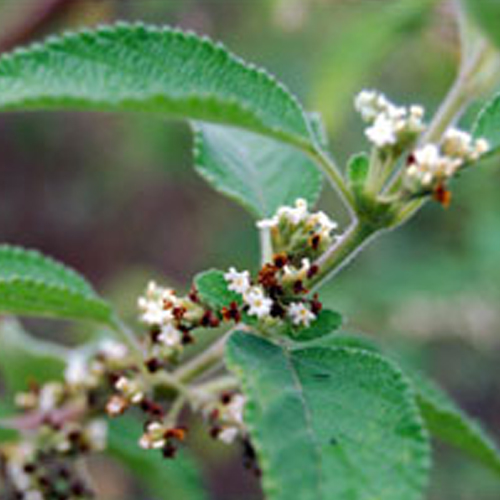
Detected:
[
  {"left": 194, "top": 123, "right": 322, "bottom": 218},
  {"left": 226, "top": 332, "right": 430, "bottom": 500}
]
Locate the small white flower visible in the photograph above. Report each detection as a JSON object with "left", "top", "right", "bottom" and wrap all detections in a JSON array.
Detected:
[
  {"left": 158, "top": 323, "right": 182, "bottom": 348},
  {"left": 138, "top": 298, "right": 174, "bottom": 326},
  {"left": 86, "top": 419, "right": 108, "bottom": 451},
  {"left": 7, "top": 463, "right": 31, "bottom": 491},
  {"left": 225, "top": 394, "right": 245, "bottom": 425},
  {"left": 106, "top": 395, "right": 128, "bottom": 416},
  {"left": 38, "top": 383, "right": 63, "bottom": 413},
  {"left": 442, "top": 128, "right": 473, "bottom": 158},
  {"left": 115, "top": 376, "right": 144, "bottom": 404},
  {"left": 355, "top": 90, "right": 382, "bottom": 122},
  {"left": 256, "top": 216, "right": 278, "bottom": 229},
  {"left": 244, "top": 286, "right": 273, "bottom": 319},
  {"left": 65, "top": 353, "right": 89, "bottom": 386},
  {"left": 473, "top": 138, "right": 489, "bottom": 158},
  {"left": 99, "top": 339, "right": 128, "bottom": 360},
  {"left": 307, "top": 210, "right": 338, "bottom": 237},
  {"left": 218, "top": 427, "right": 239, "bottom": 444},
  {"left": 139, "top": 422, "right": 166, "bottom": 450},
  {"left": 24, "top": 491, "right": 43, "bottom": 500},
  {"left": 277, "top": 198, "right": 309, "bottom": 225},
  {"left": 288, "top": 302, "right": 316, "bottom": 327},
  {"left": 366, "top": 114, "right": 397, "bottom": 148},
  {"left": 224, "top": 267, "right": 251, "bottom": 295}
]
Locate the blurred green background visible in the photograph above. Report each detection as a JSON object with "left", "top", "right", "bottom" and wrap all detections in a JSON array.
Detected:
[{"left": 0, "top": 0, "right": 499, "bottom": 499}]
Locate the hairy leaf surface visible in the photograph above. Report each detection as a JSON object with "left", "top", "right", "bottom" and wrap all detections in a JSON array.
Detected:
[
  {"left": 413, "top": 372, "right": 500, "bottom": 476},
  {"left": 472, "top": 93, "right": 500, "bottom": 156},
  {"left": 0, "top": 245, "right": 112, "bottom": 324},
  {"left": 0, "top": 24, "right": 316, "bottom": 151},
  {"left": 226, "top": 332, "right": 430, "bottom": 500},
  {"left": 194, "top": 123, "right": 322, "bottom": 218}
]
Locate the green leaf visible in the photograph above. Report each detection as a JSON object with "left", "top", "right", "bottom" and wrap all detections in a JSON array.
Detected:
[
  {"left": 226, "top": 332, "right": 430, "bottom": 500},
  {"left": 0, "top": 317, "right": 66, "bottom": 393},
  {"left": 463, "top": 0, "right": 500, "bottom": 48},
  {"left": 194, "top": 268, "right": 242, "bottom": 311},
  {"left": 285, "top": 309, "right": 342, "bottom": 342},
  {"left": 194, "top": 123, "right": 322, "bottom": 218},
  {"left": 412, "top": 371, "right": 500, "bottom": 477},
  {"left": 0, "top": 245, "right": 113, "bottom": 324},
  {"left": 108, "top": 417, "right": 208, "bottom": 500},
  {"left": 0, "top": 23, "right": 316, "bottom": 151},
  {"left": 347, "top": 152, "right": 370, "bottom": 195},
  {"left": 472, "top": 93, "right": 500, "bottom": 157}
]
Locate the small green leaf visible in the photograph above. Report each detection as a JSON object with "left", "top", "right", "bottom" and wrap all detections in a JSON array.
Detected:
[
  {"left": 193, "top": 123, "right": 322, "bottom": 218},
  {"left": 412, "top": 371, "right": 500, "bottom": 477},
  {"left": 226, "top": 332, "right": 430, "bottom": 500},
  {"left": 0, "top": 317, "right": 66, "bottom": 393},
  {"left": 285, "top": 309, "right": 342, "bottom": 342},
  {"left": 194, "top": 268, "right": 242, "bottom": 311},
  {"left": 463, "top": 0, "right": 500, "bottom": 48},
  {"left": 0, "top": 23, "right": 316, "bottom": 151},
  {"left": 108, "top": 417, "right": 208, "bottom": 500},
  {"left": 347, "top": 152, "right": 370, "bottom": 194},
  {"left": 0, "top": 245, "right": 113, "bottom": 324},
  {"left": 472, "top": 93, "right": 500, "bottom": 157}
]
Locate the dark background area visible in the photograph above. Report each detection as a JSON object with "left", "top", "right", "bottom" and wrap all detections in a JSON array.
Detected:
[{"left": 0, "top": 0, "right": 499, "bottom": 498}]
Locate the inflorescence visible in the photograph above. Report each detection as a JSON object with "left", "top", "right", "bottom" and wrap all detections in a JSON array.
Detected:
[{"left": 355, "top": 89, "right": 489, "bottom": 206}]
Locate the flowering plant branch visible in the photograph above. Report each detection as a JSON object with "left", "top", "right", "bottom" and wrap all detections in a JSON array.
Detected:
[{"left": 1, "top": 4, "right": 500, "bottom": 499}]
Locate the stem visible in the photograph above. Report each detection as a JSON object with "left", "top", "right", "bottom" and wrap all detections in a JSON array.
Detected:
[
  {"left": 193, "top": 375, "right": 240, "bottom": 395},
  {"left": 310, "top": 222, "right": 380, "bottom": 290},
  {"left": 153, "top": 370, "right": 192, "bottom": 398},
  {"left": 164, "top": 395, "right": 186, "bottom": 426},
  {"left": 259, "top": 227, "right": 273, "bottom": 265},
  {"left": 308, "top": 147, "right": 356, "bottom": 221},
  {"left": 174, "top": 329, "right": 235, "bottom": 383},
  {"left": 109, "top": 316, "right": 144, "bottom": 359}
]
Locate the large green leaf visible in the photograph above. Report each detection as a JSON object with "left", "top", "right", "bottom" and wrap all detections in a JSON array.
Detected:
[
  {"left": 323, "top": 332, "right": 500, "bottom": 477},
  {"left": 108, "top": 417, "right": 208, "bottom": 500},
  {"left": 193, "top": 123, "right": 322, "bottom": 218},
  {"left": 0, "top": 245, "right": 113, "bottom": 324},
  {"left": 472, "top": 93, "right": 500, "bottom": 156},
  {"left": 0, "top": 23, "right": 316, "bottom": 151},
  {"left": 226, "top": 332, "right": 430, "bottom": 500},
  {"left": 412, "top": 371, "right": 500, "bottom": 477},
  {"left": 463, "top": 0, "right": 500, "bottom": 48}
]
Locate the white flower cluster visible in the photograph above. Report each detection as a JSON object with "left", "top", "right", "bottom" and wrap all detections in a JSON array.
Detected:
[
  {"left": 406, "top": 129, "right": 489, "bottom": 190},
  {"left": 138, "top": 281, "right": 205, "bottom": 358},
  {"left": 217, "top": 394, "right": 246, "bottom": 444},
  {"left": 224, "top": 267, "right": 273, "bottom": 319},
  {"left": 355, "top": 90, "right": 425, "bottom": 149},
  {"left": 205, "top": 393, "right": 246, "bottom": 445},
  {"left": 224, "top": 266, "right": 317, "bottom": 327},
  {"left": 257, "top": 198, "right": 337, "bottom": 240},
  {"left": 64, "top": 339, "right": 129, "bottom": 391}
]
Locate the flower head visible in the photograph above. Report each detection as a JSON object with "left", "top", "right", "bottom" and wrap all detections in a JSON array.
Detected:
[
  {"left": 288, "top": 302, "right": 316, "bottom": 327},
  {"left": 244, "top": 286, "right": 273, "bottom": 319},
  {"left": 224, "top": 267, "right": 251, "bottom": 295}
]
